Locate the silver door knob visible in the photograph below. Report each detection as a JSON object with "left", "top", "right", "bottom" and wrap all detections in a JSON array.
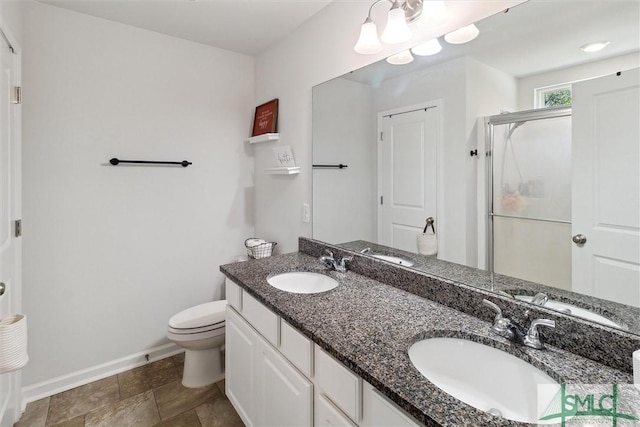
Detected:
[
  {"left": 572, "top": 234, "right": 587, "bottom": 245},
  {"left": 0, "top": 282, "right": 5, "bottom": 296}
]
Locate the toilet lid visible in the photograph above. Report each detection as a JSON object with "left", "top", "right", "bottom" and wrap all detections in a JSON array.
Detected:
[{"left": 169, "top": 300, "right": 227, "bottom": 329}]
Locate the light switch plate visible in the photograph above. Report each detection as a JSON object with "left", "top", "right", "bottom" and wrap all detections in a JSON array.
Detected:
[{"left": 302, "top": 203, "right": 310, "bottom": 223}]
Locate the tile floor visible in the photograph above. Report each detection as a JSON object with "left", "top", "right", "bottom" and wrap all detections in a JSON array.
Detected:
[{"left": 14, "top": 353, "right": 244, "bottom": 427}]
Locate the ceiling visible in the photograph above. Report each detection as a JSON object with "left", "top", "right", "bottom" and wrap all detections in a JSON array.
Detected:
[
  {"left": 35, "top": 0, "right": 640, "bottom": 74},
  {"left": 343, "top": 0, "right": 640, "bottom": 85},
  {"left": 37, "top": 0, "right": 333, "bottom": 56}
]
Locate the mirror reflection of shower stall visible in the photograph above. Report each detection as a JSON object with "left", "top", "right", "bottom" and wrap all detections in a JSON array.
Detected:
[{"left": 487, "top": 108, "right": 572, "bottom": 290}]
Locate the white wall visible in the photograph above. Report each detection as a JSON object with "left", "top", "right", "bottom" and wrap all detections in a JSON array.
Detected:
[
  {"left": 466, "top": 57, "right": 518, "bottom": 265},
  {"left": 517, "top": 52, "right": 640, "bottom": 110},
  {"left": 368, "top": 57, "right": 516, "bottom": 265},
  {"left": 253, "top": 0, "right": 525, "bottom": 254},
  {"left": 312, "top": 78, "right": 375, "bottom": 244},
  {"left": 311, "top": 56, "right": 516, "bottom": 266},
  {"left": 0, "top": 1, "right": 22, "bottom": 48},
  {"left": 22, "top": 1, "right": 254, "bottom": 390},
  {"left": 372, "top": 58, "right": 466, "bottom": 262}
]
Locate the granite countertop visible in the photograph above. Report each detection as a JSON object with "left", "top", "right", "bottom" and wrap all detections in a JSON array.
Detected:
[
  {"left": 337, "top": 240, "right": 639, "bottom": 333},
  {"left": 221, "top": 252, "right": 635, "bottom": 427}
]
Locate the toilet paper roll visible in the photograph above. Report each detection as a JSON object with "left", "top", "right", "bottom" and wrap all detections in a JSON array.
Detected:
[
  {"left": 417, "top": 232, "right": 438, "bottom": 256},
  {"left": 634, "top": 349, "right": 640, "bottom": 391},
  {"left": 0, "top": 314, "right": 29, "bottom": 373}
]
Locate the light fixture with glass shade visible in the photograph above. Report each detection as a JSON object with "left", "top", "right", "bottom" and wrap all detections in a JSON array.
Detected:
[
  {"left": 411, "top": 38, "right": 442, "bottom": 56},
  {"left": 444, "top": 23, "right": 480, "bottom": 44},
  {"left": 354, "top": 0, "right": 430, "bottom": 54},
  {"left": 420, "top": 0, "right": 450, "bottom": 26},
  {"left": 386, "top": 50, "right": 414, "bottom": 65},
  {"left": 381, "top": 1, "right": 412, "bottom": 43},
  {"left": 354, "top": 17, "right": 383, "bottom": 54}
]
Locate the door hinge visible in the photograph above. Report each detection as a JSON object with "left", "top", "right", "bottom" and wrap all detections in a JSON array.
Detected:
[
  {"left": 380, "top": 196, "right": 384, "bottom": 205},
  {"left": 14, "top": 219, "right": 21, "bottom": 237},
  {"left": 12, "top": 86, "right": 21, "bottom": 105},
  {"left": 380, "top": 131, "right": 383, "bottom": 141}
]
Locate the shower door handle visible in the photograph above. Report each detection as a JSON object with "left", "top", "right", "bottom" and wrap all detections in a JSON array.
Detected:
[{"left": 572, "top": 234, "right": 587, "bottom": 245}]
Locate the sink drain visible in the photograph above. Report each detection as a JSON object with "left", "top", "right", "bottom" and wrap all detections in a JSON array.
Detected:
[{"left": 487, "top": 408, "right": 503, "bottom": 418}]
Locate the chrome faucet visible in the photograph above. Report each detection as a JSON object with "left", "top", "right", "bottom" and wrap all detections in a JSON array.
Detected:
[
  {"left": 523, "top": 319, "right": 556, "bottom": 349},
  {"left": 319, "top": 250, "right": 353, "bottom": 273},
  {"left": 482, "top": 299, "right": 555, "bottom": 349},
  {"left": 530, "top": 292, "right": 549, "bottom": 306},
  {"left": 529, "top": 292, "right": 571, "bottom": 314},
  {"left": 481, "top": 299, "right": 516, "bottom": 340}
]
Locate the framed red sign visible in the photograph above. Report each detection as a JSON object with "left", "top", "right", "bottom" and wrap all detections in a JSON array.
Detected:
[{"left": 252, "top": 98, "right": 279, "bottom": 136}]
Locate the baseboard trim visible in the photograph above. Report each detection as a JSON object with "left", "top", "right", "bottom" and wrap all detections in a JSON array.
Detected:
[{"left": 21, "top": 343, "right": 183, "bottom": 409}]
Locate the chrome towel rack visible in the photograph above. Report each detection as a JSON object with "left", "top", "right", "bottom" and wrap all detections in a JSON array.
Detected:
[{"left": 109, "top": 158, "right": 192, "bottom": 167}]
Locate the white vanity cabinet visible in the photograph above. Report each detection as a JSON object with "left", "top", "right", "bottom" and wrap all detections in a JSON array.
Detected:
[
  {"left": 361, "top": 382, "right": 419, "bottom": 427},
  {"left": 255, "top": 333, "right": 313, "bottom": 426},
  {"left": 315, "top": 392, "right": 358, "bottom": 427},
  {"left": 225, "top": 307, "right": 259, "bottom": 426},
  {"left": 224, "top": 278, "right": 420, "bottom": 427},
  {"left": 314, "top": 345, "right": 362, "bottom": 422},
  {"left": 226, "top": 306, "right": 312, "bottom": 426}
]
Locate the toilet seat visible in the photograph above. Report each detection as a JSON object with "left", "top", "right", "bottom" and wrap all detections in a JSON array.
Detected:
[
  {"left": 168, "top": 322, "right": 224, "bottom": 335},
  {"left": 168, "top": 300, "right": 227, "bottom": 334},
  {"left": 167, "top": 325, "right": 225, "bottom": 344}
]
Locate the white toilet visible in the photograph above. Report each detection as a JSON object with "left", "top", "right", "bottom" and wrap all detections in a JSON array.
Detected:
[{"left": 167, "top": 300, "right": 227, "bottom": 388}]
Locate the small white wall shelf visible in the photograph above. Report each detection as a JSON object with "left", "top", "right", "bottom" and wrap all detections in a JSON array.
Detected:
[
  {"left": 245, "top": 133, "right": 279, "bottom": 144},
  {"left": 264, "top": 167, "right": 300, "bottom": 175}
]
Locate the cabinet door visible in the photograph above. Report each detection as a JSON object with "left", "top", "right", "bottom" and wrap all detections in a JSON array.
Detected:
[
  {"left": 361, "top": 381, "right": 419, "bottom": 427},
  {"left": 255, "top": 335, "right": 313, "bottom": 426},
  {"left": 315, "top": 393, "right": 357, "bottom": 427},
  {"left": 226, "top": 307, "right": 259, "bottom": 427},
  {"left": 315, "top": 346, "right": 362, "bottom": 422}
]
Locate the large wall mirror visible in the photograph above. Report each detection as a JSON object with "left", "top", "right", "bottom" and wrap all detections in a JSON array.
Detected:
[{"left": 312, "top": 0, "right": 640, "bottom": 333}]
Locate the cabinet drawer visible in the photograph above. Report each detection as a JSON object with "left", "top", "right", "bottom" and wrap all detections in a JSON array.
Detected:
[
  {"left": 315, "top": 393, "right": 357, "bottom": 427},
  {"left": 242, "top": 292, "right": 279, "bottom": 346},
  {"left": 225, "top": 278, "right": 242, "bottom": 311},
  {"left": 361, "top": 381, "right": 419, "bottom": 427},
  {"left": 280, "top": 320, "right": 313, "bottom": 377},
  {"left": 314, "top": 346, "right": 362, "bottom": 422}
]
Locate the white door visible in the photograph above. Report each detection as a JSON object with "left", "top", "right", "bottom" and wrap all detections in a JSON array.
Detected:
[
  {"left": 378, "top": 105, "right": 439, "bottom": 252},
  {"left": 571, "top": 69, "right": 640, "bottom": 307},
  {"left": 0, "top": 25, "right": 22, "bottom": 427}
]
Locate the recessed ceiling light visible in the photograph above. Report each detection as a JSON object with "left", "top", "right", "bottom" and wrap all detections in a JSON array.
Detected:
[
  {"left": 580, "top": 41, "right": 611, "bottom": 52},
  {"left": 386, "top": 50, "right": 414, "bottom": 65}
]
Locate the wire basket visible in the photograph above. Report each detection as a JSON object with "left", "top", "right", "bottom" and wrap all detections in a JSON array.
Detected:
[{"left": 245, "top": 238, "right": 277, "bottom": 259}]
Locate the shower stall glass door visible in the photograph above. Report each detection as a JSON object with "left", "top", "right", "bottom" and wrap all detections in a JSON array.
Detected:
[{"left": 488, "top": 107, "right": 572, "bottom": 290}]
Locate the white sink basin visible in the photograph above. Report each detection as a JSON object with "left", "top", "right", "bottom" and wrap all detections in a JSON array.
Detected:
[
  {"left": 514, "top": 295, "right": 622, "bottom": 328},
  {"left": 267, "top": 272, "right": 338, "bottom": 294},
  {"left": 408, "top": 337, "right": 560, "bottom": 423},
  {"left": 370, "top": 254, "right": 414, "bottom": 267}
]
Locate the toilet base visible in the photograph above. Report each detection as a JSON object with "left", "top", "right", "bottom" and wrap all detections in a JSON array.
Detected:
[{"left": 182, "top": 346, "right": 224, "bottom": 388}]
